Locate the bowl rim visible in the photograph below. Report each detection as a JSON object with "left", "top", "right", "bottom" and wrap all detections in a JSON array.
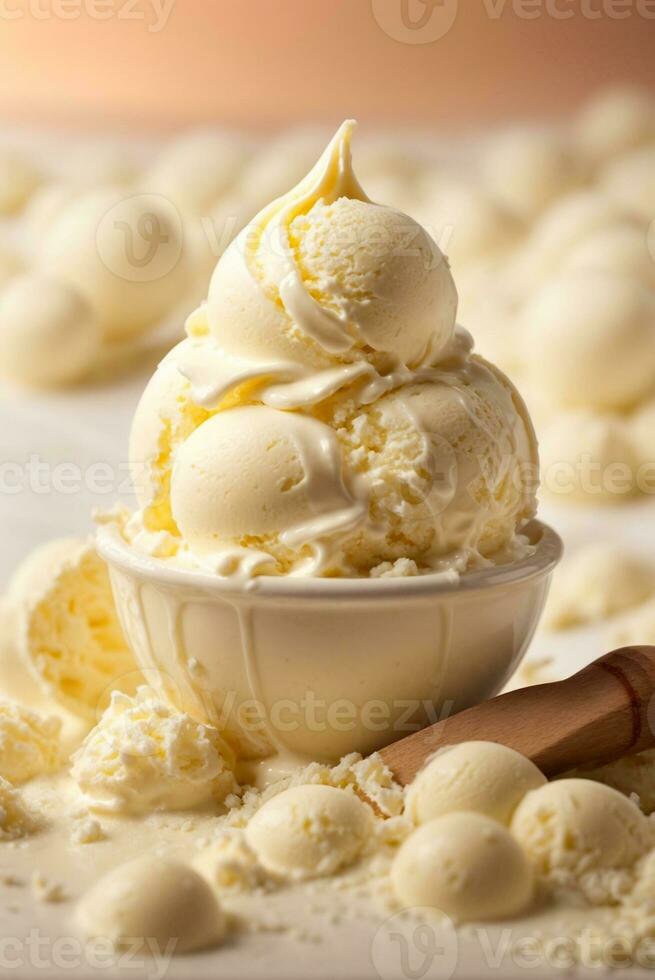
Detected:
[{"left": 97, "top": 519, "right": 562, "bottom": 602}]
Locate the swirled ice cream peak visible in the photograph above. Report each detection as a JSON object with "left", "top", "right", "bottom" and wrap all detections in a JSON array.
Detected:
[
  {"left": 124, "top": 121, "right": 538, "bottom": 579},
  {"left": 248, "top": 119, "right": 370, "bottom": 354}
]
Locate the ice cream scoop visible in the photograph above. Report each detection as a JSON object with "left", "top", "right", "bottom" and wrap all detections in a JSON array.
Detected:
[
  {"left": 392, "top": 812, "right": 534, "bottom": 921},
  {"left": 0, "top": 274, "right": 102, "bottom": 388},
  {"left": 76, "top": 857, "right": 225, "bottom": 954},
  {"left": 126, "top": 120, "right": 538, "bottom": 580},
  {"left": 379, "top": 646, "right": 655, "bottom": 786},
  {"left": 511, "top": 778, "right": 651, "bottom": 876}
]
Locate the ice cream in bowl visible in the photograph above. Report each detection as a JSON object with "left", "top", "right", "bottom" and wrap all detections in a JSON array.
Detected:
[{"left": 98, "top": 121, "right": 561, "bottom": 770}]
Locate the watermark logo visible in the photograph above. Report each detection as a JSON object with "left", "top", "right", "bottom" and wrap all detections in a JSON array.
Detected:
[
  {"left": 0, "top": 930, "right": 175, "bottom": 979},
  {"left": 371, "top": 910, "right": 459, "bottom": 980},
  {"left": 480, "top": 0, "right": 655, "bottom": 20},
  {"left": 0, "top": 0, "right": 176, "bottom": 33},
  {"left": 96, "top": 193, "right": 183, "bottom": 284},
  {"left": 371, "top": 0, "right": 458, "bottom": 43}
]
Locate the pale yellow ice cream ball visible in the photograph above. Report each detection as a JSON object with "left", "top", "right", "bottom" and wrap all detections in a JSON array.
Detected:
[
  {"left": 40, "top": 189, "right": 191, "bottom": 342},
  {"left": 289, "top": 197, "right": 457, "bottom": 365},
  {"left": 128, "top": 340, "right": 212, "bottom": 533},
  {"left": 335, "top": 359, "right": 538, "bottom": 572},
  {"left": 575, "top": 86, "right": 655, "bottom": 166},
  {"left": 544, "top": 544, "right": 655, "bottom": 630},
  {"left": 539, "top": 411, "right": 638, "bottom": 504},
  {"left": 601, "top": 145, "right": 655, "bottom": 223},
  {"left": 244, "top": 785, "right": 373, "bottom": 880},
  {"left": 392, "top": 812, "right": 534, "bottom": 922},
  {"left": 521, "top": 270, "right": 655, "bottom": 411},
  {"left": 76, "top": 857, "right": 225, "bottom": 953},
  {"left": 208, "top": 197, "right": 457, "bottom": 369},
  {"left": 170, "top": 406, "right": 340, "bottom": 565},
  {"left": 511, "top": 779, "right": 652, "bottom": 876},
  {"left": 515, "top": 191, "right": 635, "bottom": 298},
  {"left": 482, "top": 127, "right": 586, "bottom": 220},
  {"left": 143, "top": 129, "right": 248, "bottom": 215},
  {"left": 405, "top": 742, "right": 546, "bottom": 827},
  {"left": 418, "top": 177, "right": 518, "bottom": 271},
  {"left": 505, "top": 197, "right": 626, "bottom": 302},
  {"left": 563, "top": 223, "right": 655, "bottom": 290},
  {"left": 0, "top": 148, "right": 41, "bottom": 214},
  {"left": 8, "top": 538, "right": 139, "bottom": 721},
  {"left": 0, "top": 274, "right": 102, "bottom": 388}
]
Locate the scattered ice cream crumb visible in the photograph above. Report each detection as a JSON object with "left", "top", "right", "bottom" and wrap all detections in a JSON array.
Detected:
[
  {"left": 244, "top": 784, "right": 374, "bottom": 881},
  {"left": 70, "top": 815, "right": 106, "bottom": 845},
  {"left": 370, "top": 558, "right": 419, "bottom": 578},
  {"left": 31, "top": 872, "right": 67, "bottom": 904},
  {"left": 0, "top": 700, "right": 61, "bottom": 784},
  {"left": 71, "top": 687, "right": 236, "bottom": 815},
  {"left": 0, "top": 778, "right": 32, "bottom": 841},
  {"left": 193, "top": 834, "right": 267, "bottom": 892}
]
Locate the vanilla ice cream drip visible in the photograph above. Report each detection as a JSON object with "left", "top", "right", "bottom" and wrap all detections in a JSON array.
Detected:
[{"left": 125, "top": 121, "right": 538, "bottom": 580}]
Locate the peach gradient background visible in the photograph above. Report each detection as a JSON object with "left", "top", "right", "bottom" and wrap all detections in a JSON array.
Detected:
[{"left": 0, "top": 0, "right": 653, "bottom": 131}]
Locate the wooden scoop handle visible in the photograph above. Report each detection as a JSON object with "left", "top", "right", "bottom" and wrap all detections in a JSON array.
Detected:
[{"left": 379, "top": 646, "right": 655, "bottom": 785}]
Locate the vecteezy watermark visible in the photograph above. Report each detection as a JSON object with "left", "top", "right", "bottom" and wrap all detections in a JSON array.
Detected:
[
  {"left": 0, "top": 930, "right": 176, "bottom": 979},
  {"left": 372, "top": 917, "right": 655, "bottom": 976},
  {"left": 371, "top": 0, "right": 655, "bottom": 41},
  {"left": 371, "top": 910, "right": 459, "bottom": 980},
  {"left": 94, "top": 668, "right": 459, "bottom": 748},
  {"left": 469, "top": 925, "right": 655, "bottom": 971},
  {"left": 0, "top": 455, "right": 135, "bottom": 498},
  {"left": 3, "top": 451, "right": 655, "bottom": 503},
  {"left": 371, "top": 0, "right": 459, "bottom": 43},
  {"left": 0, "top": 0, "right": 176, "bottom": 32},
  {"left": 480, "top": 0, "right": 655, "bottom": 19}
]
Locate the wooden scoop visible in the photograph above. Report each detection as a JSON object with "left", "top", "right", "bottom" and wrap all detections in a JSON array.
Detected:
[{"left": 378, "top": 646, "right": 655, "bottom": 784}]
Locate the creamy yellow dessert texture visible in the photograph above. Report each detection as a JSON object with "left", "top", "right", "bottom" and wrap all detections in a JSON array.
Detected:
[{"left": 125, "top": 120, "right": 538, "bottom": 579}]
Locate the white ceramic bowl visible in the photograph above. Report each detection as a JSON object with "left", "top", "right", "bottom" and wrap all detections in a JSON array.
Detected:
[{"left": 98, "top": 519, "right": 562, "bottom": 765}]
